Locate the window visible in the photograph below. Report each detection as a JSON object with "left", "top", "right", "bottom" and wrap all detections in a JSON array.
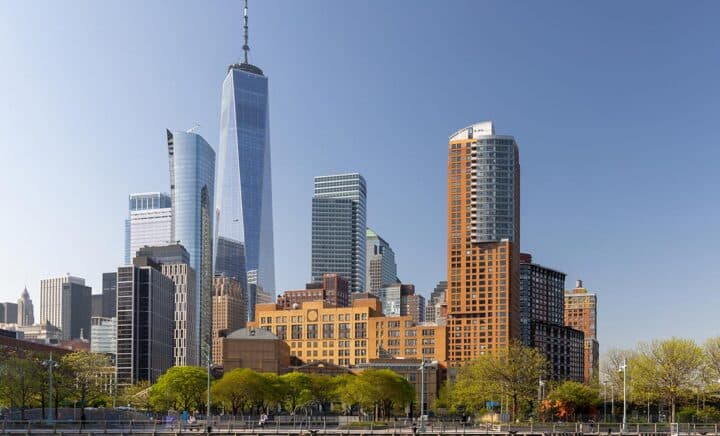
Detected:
[
  {"left": 322, "top": 323, "right": 334, "bottom": 339},
  {"left": 339, "top": 323, "right": 351, "bottom": 339},
  {"left": 291, "top": 325, "right": 302, "bottom": 340},
  {"left": 354, "top": 322, "right": 367, "bottom": 339},
  {"left": 307, "top": 324, "right": 318, "bottom": 339}
]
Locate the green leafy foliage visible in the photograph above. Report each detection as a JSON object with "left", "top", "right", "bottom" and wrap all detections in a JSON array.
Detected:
[{"left": 149, "top": 366, "right": 208, "bottom": 412}]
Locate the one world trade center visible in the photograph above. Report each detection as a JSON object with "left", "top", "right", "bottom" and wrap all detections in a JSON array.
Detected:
[{"left": 215, "top": 0, "right": 275, "bottom": 322}]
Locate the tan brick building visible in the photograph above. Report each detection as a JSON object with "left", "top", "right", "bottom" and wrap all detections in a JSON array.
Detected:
[
  {"left": 250, "top": 298, "right": 446, "bottom": 367},
  {"left": 222, "top": 327, "right": 290, "bottom": 373},
  {"left": 213, "top": 275, "right": 245, "bottom": 365}
]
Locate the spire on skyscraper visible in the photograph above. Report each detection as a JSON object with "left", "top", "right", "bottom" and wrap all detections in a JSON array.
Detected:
[
  {"left": 243, "top": 0, "right": 250, "bottom": 64},
  {"left": 228, "top": 0, "right": 263, "bottom": 75}
]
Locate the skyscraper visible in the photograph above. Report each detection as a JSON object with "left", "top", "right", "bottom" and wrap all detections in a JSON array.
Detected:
[
  {"left": 425, "top": 281, "right": 447, "bottom": 324},
  {"left": 520, "top": 253, "right": 584, "bottom": 382},
  {"left": 365, "top": 228, "right": 397, "bottom": 294},
  {"left": 311, "top": 173, "right": 367, "bottom": 293},
  {"left": 446, "top": 121, "right": 520, "bottom": 366},
  {"left": 565, "top": 280, "right": 599, "bottom": 383},
  {"left": 17, "top": 287, "right": 34, "bottom": 326},
  {"left": 0, "top": 302, "right": 18, "bottom": 324},
  {"left": 39, "top": 275, "right": 92, "bottom": 340},
  {"left": 168, "top": 129, "right": 215, "bottom": 363},
  {"left": 212, "top": 275, "right": 245, "bottom": 366},
  {"left": 101, "top": 272, "right": 117, "bottom": 318},
  {"left": 116, "top": 261, "right": 174, "bottom": 386},
  {"left": 136, "top": 244, "right": 198, "bottom": 366},
  {"left": 215, "top": 0, "right": 275, "bottom": 320},
  {"left": 124, "top": 192, "right": 172, "bottom": 264}
]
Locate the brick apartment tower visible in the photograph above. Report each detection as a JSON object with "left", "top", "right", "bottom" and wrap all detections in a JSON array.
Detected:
[
  {"left": 564, "top": 279, "right": 599, "bottom": 383},
  {"left": 212, "top": 275, "right": 246, "bottom": 366},
  {"left": 446, "top": 121, "right": 520, "bottom": 368}
]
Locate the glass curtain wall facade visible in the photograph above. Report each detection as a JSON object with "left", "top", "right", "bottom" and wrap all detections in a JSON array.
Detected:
[
  {"left": 311, "top": 174, "right": 367, "bottom": 293},
  {"left": 167, "top": 130, "right": 215, "bottom": 363},
  {"left": 215, "top": 62, "right": 275, "bottom": 323},
  {"left": 115, "top": 264, "right": 174, "bottom": 386},
  {"left": 123, "top": 193, "right": 172, "bottom": 264}
]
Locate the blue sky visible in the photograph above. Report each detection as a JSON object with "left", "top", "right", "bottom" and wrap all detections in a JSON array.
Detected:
[{"left": 1, "top": 1, "right": 719, "bottom": 351}]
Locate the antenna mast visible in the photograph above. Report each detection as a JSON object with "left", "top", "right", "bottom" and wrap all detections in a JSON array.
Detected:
[{"left": 242, "top": 0, "right": 250, "bottom": 64}]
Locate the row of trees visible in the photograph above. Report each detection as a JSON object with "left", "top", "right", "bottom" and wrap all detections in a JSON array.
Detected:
[
  {"left": 0, "top": 350, "right": 112, "bottom": 420},
  {"left": 437, "top": 338, "right": 720, "bottom": 423},
  {"left": 141, "top": 366, "right": 415, "bottom": 420},
  {"left": 601, "top": 337, "right": 720, "bottom": 423}
]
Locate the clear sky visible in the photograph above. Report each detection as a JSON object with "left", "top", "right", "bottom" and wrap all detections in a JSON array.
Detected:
[{"left": 1, "top": 1, "right": 719, "bottom": 351}]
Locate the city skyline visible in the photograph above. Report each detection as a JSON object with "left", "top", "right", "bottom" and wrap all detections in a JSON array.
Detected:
[{"left": 1, "top": 1, "right": 720, "bottom": 352}]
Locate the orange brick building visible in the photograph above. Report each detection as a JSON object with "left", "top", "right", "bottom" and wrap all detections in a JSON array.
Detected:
[
  {"left": 446, "top": 121, "right": 521, "bottom": 367},
  {"left": 564, "top": 280, "right": 599, "bottom": 383}
]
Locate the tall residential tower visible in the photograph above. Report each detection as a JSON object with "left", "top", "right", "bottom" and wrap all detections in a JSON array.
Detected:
[
  {"left": 311, "top": 173, "right": 367, "bottom": 293},
  {"left": 446, "top": 121, "right": 520, "bottom": 366},
  {"left": 565, "top": 280, "right": 599, "bottom": 383},
  {"left": 215, "top": 0, "right": 275, "bottom": 322}
]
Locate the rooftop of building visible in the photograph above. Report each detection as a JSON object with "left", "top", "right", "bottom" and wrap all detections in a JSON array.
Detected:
[
  {"left": 228, "top": 62, "right": 264, "bottom": 76},
  {"left": 226, "top": 327, "right": 279, "bottom": 340}
]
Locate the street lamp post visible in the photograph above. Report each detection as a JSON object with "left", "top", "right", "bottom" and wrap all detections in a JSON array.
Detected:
[
  {"left": 419, "top": 360, "right": 437, "bottom": 433},
  {"left": 611, "top": 383, "right": 615, "bottom": 422},
  {"left": 42, "top": 352, "right": 59, "bottom": 424},
  {"left": 602, "top": 381, "right": 607, "bottom": 422},
  {"left": 538, "top": 378, "right": 545, "bottom": 421},
  {"left": 619, "top": 358, "right": 628, "bottom": 433}
]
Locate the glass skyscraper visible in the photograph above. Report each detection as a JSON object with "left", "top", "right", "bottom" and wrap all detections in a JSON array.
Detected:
[
  {"left": 311, "top": 173, "right": 367, "bottom": 293},
  {"left": 215, "top": 49, "right": 276, "bottom": 322},
  {"left": 123, "top": 192, "right": 172, "bottom": 264},
  {"left": 167, "top": 130, "right": 215, "bottom": 361}
]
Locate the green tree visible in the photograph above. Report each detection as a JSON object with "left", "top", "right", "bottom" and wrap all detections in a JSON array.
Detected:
[
  {"left": 346, "top": 369, "right": 414, "bottom": 420},
  {"left": 307, "top": 374, "right": 339, "bottom": 409},
  {"left": 630, "top": 338, "right": 704, "bottom": 422},
  {"left": 0, "top": 354, "right": 43, "bottom": 419},
  {"left": 61, "top": 351, "right": 113, "bottom": 419},
  {"left": 280, "top": 372, "right": 313, "bottom": 413},
  {"left": 546, "top": 381, "right": 600, "bottom": 421},
  {"left": 212, "top": 368, "right": 265, "bottom": 415},
  {"left": 118, "top": 381, "right": 152, "bottom": 410},
  {"left": 149, "top": 366, "right": 208, "bottom": 412},
  {"left": 451, "top": 342, "right": 547, "bottom": 420}
]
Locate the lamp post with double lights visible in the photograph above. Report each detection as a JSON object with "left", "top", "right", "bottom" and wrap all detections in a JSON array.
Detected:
[{"left": 42, "top": 352, "right": 59, "bottom": 424}]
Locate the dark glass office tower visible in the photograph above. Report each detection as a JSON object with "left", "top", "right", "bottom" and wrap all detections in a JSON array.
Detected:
[
  {"left": 115, "top": 261, "right": 174, "bottom": 386},
  {"left": 102, "top": 272, "right": 117, "bottom": 318}
]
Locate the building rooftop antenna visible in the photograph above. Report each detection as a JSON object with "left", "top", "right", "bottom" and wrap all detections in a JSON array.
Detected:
[
  {"left": 242, "top": 0, "right": 250, "bottom": 64},
  {"left": 186, "top": 123, "right": 200, "bottom": 134}
]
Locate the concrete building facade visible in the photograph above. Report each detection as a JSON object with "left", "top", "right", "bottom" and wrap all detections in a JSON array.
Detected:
[{"left": 365, "top": 228, "right": 397, "bottom": 294}]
